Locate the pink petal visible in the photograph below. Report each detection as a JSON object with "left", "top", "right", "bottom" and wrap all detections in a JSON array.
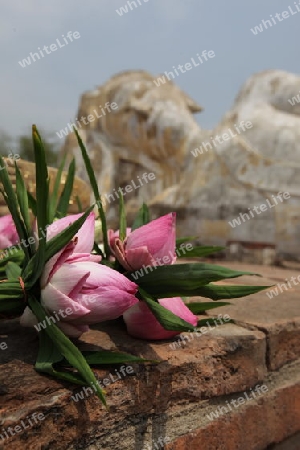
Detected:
[
  {"left": 124, "top": 247, "right": 154, "bottom": 271},
  {"left": 110, "top": 238, "right": 132, "bottom": 271},
  {"left": 41, "top": 283, "right": 91, "bottom": 319},
  {"left": 66, "top": 253, "right": 102, "bottom": 263},
  {"left": 123, "top": 302, "right": 179, "bottom": 340},
  {"left": 108, "top": 228, "right": 132, "bottom": 247},
  {"left": 126, "top": 213, "right": 176, "bottom": 263},
  {"left": 123, "top": 297, "right": 198, "bottom": 340},
  {"left": 159, "top": 298, "right": 198, "bottom": 327},
  {"left": 46, "top": 212, "right": 95, "bottom": 254},
  {"left": 70, "top": 261, "right": 138, "bottom": 293},
  {"left": 0, "top": 215, "right": 19, "bottom": 247},
  {"left": 40, "top": 240, "right": 76, "bottom": 288},
  {"left": 0, "top": 236, "right": 13, "bottom": 249},
  {"left": 50, "top": 263, "right": 90, "bottom": 297},
  {"left": 72, "top": 288, "right": 138, "bottom": 324}
]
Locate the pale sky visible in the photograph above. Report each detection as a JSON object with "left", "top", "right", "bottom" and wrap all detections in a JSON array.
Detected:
[{"left": 1, "top": 0, "right": 299, "bottom": 141}]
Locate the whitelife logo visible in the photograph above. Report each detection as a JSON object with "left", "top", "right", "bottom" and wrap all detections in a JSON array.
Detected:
[
  {"left": 153, "top": 50, "right": 215, "bottom": 87},
  {"left": 71, "top": 366, "right": 134, "bottom": 402},
  {"left": 18, "top": 31, "right": 80, "bottom": 68},
  {"left": 131, "top": 242, "right": 193, "bottom": 281},
  {"left": 0, "top": 341, "right": 8, "bottom": 351},
  {"left": 56, "top": 101, "right": 118, "bottom": 139},
  {"left": 191, "top": 121, "right": 252, "bottom": 157},
  {"left": 288, "top": 90, "right": 300, "bottom": 106},
  {"left": 228, "top": 192, "right": 291, "bottom": 229},
  {"left": 169, "top": 314, "right": 231, "bottom": 350},
  {"left": 206, "top": 384, "right": 268, "bottom": 421},
  {"left": 250, "top": 2, "right": 300, "bottom": 35},
  {"left": 97, "top": 172, "right": 156, "bottom": 208},
  {"left": 116, "top": 0, "right": 150, "bottom": 16},
  {"left": 266, "top": 274, "right": 300, "bottom": 299},
  {"left": 0, "top": 412, "right": 45, "bottom": 442}
]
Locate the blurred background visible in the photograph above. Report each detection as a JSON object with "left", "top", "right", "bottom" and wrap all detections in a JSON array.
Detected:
[{"left": 0, "top": 0, "right": 299, "bottom": 161}]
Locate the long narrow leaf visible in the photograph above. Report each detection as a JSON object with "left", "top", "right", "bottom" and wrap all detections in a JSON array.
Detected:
[
  {"left": 176, "top": 236, "right": 198, "bottom": 246},
  {"left": 0, "top": 248, "right": 24, "bottom": 269},
  {"left": 0, "top": 280, "right": 24, "bottom": 297},
  {"left": 119, "top": 192, "right": 127, "bottom": 241},
  {"left": 75, "top": 195, "right": 83, "bottom": 212},
  {"left": 56, "top": 159, "right": 75, "bottom": 217},
  {"left": 27, "top": 190, "right": 37, "bottom": 216},
  {"left": 0, "top": 156, "right": 29, "bottom": 260},
  {"left": 22, "top": 206, "right": 94, "bottom": 286},
  {"left": 195, "top": 284, "right": 269, "bottom": 300},
  {"left": 135, "top": 263, "right": 261, "bottom": 297},
  {"left": 139, "top": 288, "right": 195, "bottom": 332},
  {"left": 14, "top": 163, "right": 31, "bottom": 236},
  {"left": 186, "top": 302, "right": 231, "bottom": 314},
  {"left": 177, "top": 246, "right": 224, "bottom": 258},
  {"left": 197, "top": 317, "right": 234, "bottom": 327},
  {"left": 48, "top": 154, "right": 67, "bottom": 221},
  {"left": 32, "top": 125, "right": 49, "bottom": 277},
  {"left": 131, "top": 204, "right": 150, "bottom": 231},
  {"left": 28, "top": 296, "right": 107, "bottom": 406},
  {"left": 73, "top": 128, "right": 110, "bottom": 258},
  {"left": 35, "top": 330, "right": 88, "bottom": 386}
]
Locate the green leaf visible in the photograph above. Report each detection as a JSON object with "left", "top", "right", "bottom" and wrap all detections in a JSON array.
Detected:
[
  {"left": 131, "top": 203, "right": 150, "bottom": 231},
  {"left": 28, "top": 296, "right": 107, "bottom": 406},
  {"left": 45, "top": 206, "right": 94, "bottom": 262},
  {"left": 6, "top": 261, "right": 22, "bottom": 279},
  {"left": 35, "top": 330, "right": 88, "bottom": 386},
  {"left": 0, "top": 248, "right": 24, "bottom": 270},
  {"left": 136, "top": 263, "right": 260, "bottom": 297},
  {"left": 139, "top": 288, "right": 195, "bottom": 332},
  {"left": 75, "top": 195, "right": 83, "bottom": 212},
  {"left": 186, "top": 302, "right": 231, "bottom": 314},
  {"left": 0, "top": 156, "right": 30, "bottom": 260},
  {"left": 56, "top": 159, "right": 75, "bottom": 217},
  {"left": 176, "top": 236, "right": 198, "bottom": 246},
  {"left": 0, "top": 279, "right": 24, "bottom": 314},
  {"left": 119, "top": 192, "right": 127, "bottom": 241},
  {"left": 195, "top": 284, "right": 269, "bottom": 300},
  {"left": 14, "top": 163, "right": 31, "bottom": 239},
  {"left": 23, "top": 206, "right": 94, "bottom": 286},
  {"left": 197, "top": 317, "right": 234, "bottom": 327},
  {"left": 0, "top": 279, "right": 24, "bottom": 297},
  {"left": 27, "top": 190, "right": 37, "bottom": 216},
  {"left": 32, "top": 125, "right": 49, "bottom": 277},
  {"left": 48, "top": 154, "right": 66, "bottom": 221},
  {"left": 177, "top": 246, "right": 224, "bottom": 258},
  {"left": 73, "top": 127, "right": 110, "bottom": 259}
]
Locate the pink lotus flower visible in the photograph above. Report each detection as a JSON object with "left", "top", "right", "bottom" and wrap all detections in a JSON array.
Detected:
[
  {"left": 108, "top": 228, "right": 132, "bottom": 262},
  {"left": 21, "top": 213, "right": 138, "bottom": 337},
  {"left": 123, "top": 297, "right": 198, "bottom": 340},
  {"left": 0, "top": 215, "right": 19, "bottom": 248},
  {"left": 110, "top": 213, "right": 176, "bottom": 271},
  {"left": 108, "top": 228, "right": 132, "bottom": 245}
]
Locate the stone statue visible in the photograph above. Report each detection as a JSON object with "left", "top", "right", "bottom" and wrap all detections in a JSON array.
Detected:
[{"left": 62, "top": 69, "right": 300, "bottom": 262}]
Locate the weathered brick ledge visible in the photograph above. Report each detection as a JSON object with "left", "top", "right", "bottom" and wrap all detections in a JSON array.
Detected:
[{"left": 0, "top": 262, "right": 300, "bottom": 450}]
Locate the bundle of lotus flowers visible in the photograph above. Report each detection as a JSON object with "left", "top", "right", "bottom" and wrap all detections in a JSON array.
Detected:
[{"left": 0, "top": 125, "right": 268, "bottom": 407}]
